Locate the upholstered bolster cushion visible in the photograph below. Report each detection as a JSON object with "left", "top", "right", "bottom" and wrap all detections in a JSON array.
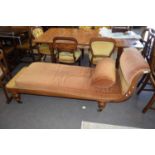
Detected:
[{"left": 91, "top": 58, "right": 116, "bottom": 88}]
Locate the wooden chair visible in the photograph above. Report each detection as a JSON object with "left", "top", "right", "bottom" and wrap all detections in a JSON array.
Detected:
[
  {"left": 141, "top": 28, "right": 155, "bottom": 60},
  {"left": 137, "top": 29, "right": 155, "bottom": 88},
  {"left": 31, "top": 26, "right": 52, "bottom": 61},
  {"left": 89, "top": 37, "right": 116, "bottom": 66},
  {"left": 0, "top": 38, "right": 16, "bottom": 68},
  {"left": 0, "top": 50, "right": 12, "bottom": 103},
  {"left": 15, "top": 27, "right": 36, "bottom": 62},
  {"left": 137, "top": 35, "right": 155, "bottom": 113},
  {"left": 53, "top": 37, "right": 82, "bottom": 65},
  {"left": 142, "top": 73, "right": 155, "bottom": 113}
]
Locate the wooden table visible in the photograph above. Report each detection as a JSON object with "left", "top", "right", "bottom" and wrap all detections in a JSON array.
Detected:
[
  {"left": 0, "top": 27, "right": 30, "bottom": 70},
  {"left": 33, "top": 28, "right": 143, "bottom": 66},
  {"left": 0, "top": 26, "right": 29, "bottom": 46}
]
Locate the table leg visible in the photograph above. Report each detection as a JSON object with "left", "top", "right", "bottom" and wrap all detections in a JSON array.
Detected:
[{"left": 50, "top": 44, "right": 56, "bottom": 63}]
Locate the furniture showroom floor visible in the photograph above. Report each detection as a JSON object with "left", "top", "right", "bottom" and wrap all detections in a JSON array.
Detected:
[
  {"left": 0, "top": 86, "right": 155, "bottom": 129},
  {"left": 0, "top": 51, "right": 155, "bottom": 129}
]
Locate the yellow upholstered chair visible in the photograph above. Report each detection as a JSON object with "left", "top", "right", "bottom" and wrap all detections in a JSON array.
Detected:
[
  {"left": 78, "top": 26, "right": 94, "bottom": 58},
  {"left": 31, "top": 27, "right": 52, "bottom": 61},
  {"left": 89, "top": 37, "right": 116, "bottom": 66},
  {"left": 53, "top": 37, "right": 82, "bottom": 65}
]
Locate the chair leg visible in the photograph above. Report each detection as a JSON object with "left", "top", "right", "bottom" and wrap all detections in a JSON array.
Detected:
[
  {"left": 30, "top": 49, "right": 35, "bottom": 61},
  {"left": 0, "top": 83, "right": 12, "bottom": 104},
  {"left": 43, "top": 55, "right": 47, "bottom": 61},
  {"left": 137, "top": 75, "right": 150, "bottom": 95},
  {"left": 78, "top": 58, "right": 81, "bottom": 66},
  {"left": 143, "top": 93, "right": 155, "bottom": 113},
  {"left": 38, "top": 53, "right": 43, "bottom": 61},
  {"left": 89, "top": 61, "right": 92, "bottom": 67},
  {"left": 51, "top": 55, "right": 53, "bottom": 62},
  {"left": 137, "top": 74, "right": 147, "bottom": 88},
  {"left": 81, "top": 48, "right": 84, "bottom": 59}
]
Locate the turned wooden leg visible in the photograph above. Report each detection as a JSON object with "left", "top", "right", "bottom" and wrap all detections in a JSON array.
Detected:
[
  {"left": 0, "top": 82, "right": 12, "bottom": 104},
  {"left": 89, "top": 61, "right": 92, "bottom": 67},
  {"left": 143, "top": 93, "right": 155, "bottom": 113},
  {"left": 78, "top": 58, "right": 81, "bottom": 66},
  {"left": 43, "top": 55, "right": 47, "bottom": 61},
  {"left": 98, "top": 101, "right": 106, "bottom": 112},
  {"left": 3, "top": 88, "right": 12, "bottom": 104},
  {"left": 30, "top": 49, "right": 35, "bottom": 62},
  {"left": 12, "top": 93, "right": 23, "bottom": 103},
  {"left": 81, "top": 48, "right": 84, "bottom": 59}
]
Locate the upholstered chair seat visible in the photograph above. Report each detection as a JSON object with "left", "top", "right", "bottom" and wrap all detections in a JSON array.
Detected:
[
  {"left": 38, "top": 44, "right": 51, "bottom": 55},
  {"left": 88, "top": 53, "right": 105, "bottom": 64},
  {"left": 55, "top": 49, "right": 82, "bottom": 63}
]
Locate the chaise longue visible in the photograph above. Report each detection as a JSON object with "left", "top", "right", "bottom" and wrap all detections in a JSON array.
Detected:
[{"left": 6, "top": 48, "right": 150, "bottom": 111}]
